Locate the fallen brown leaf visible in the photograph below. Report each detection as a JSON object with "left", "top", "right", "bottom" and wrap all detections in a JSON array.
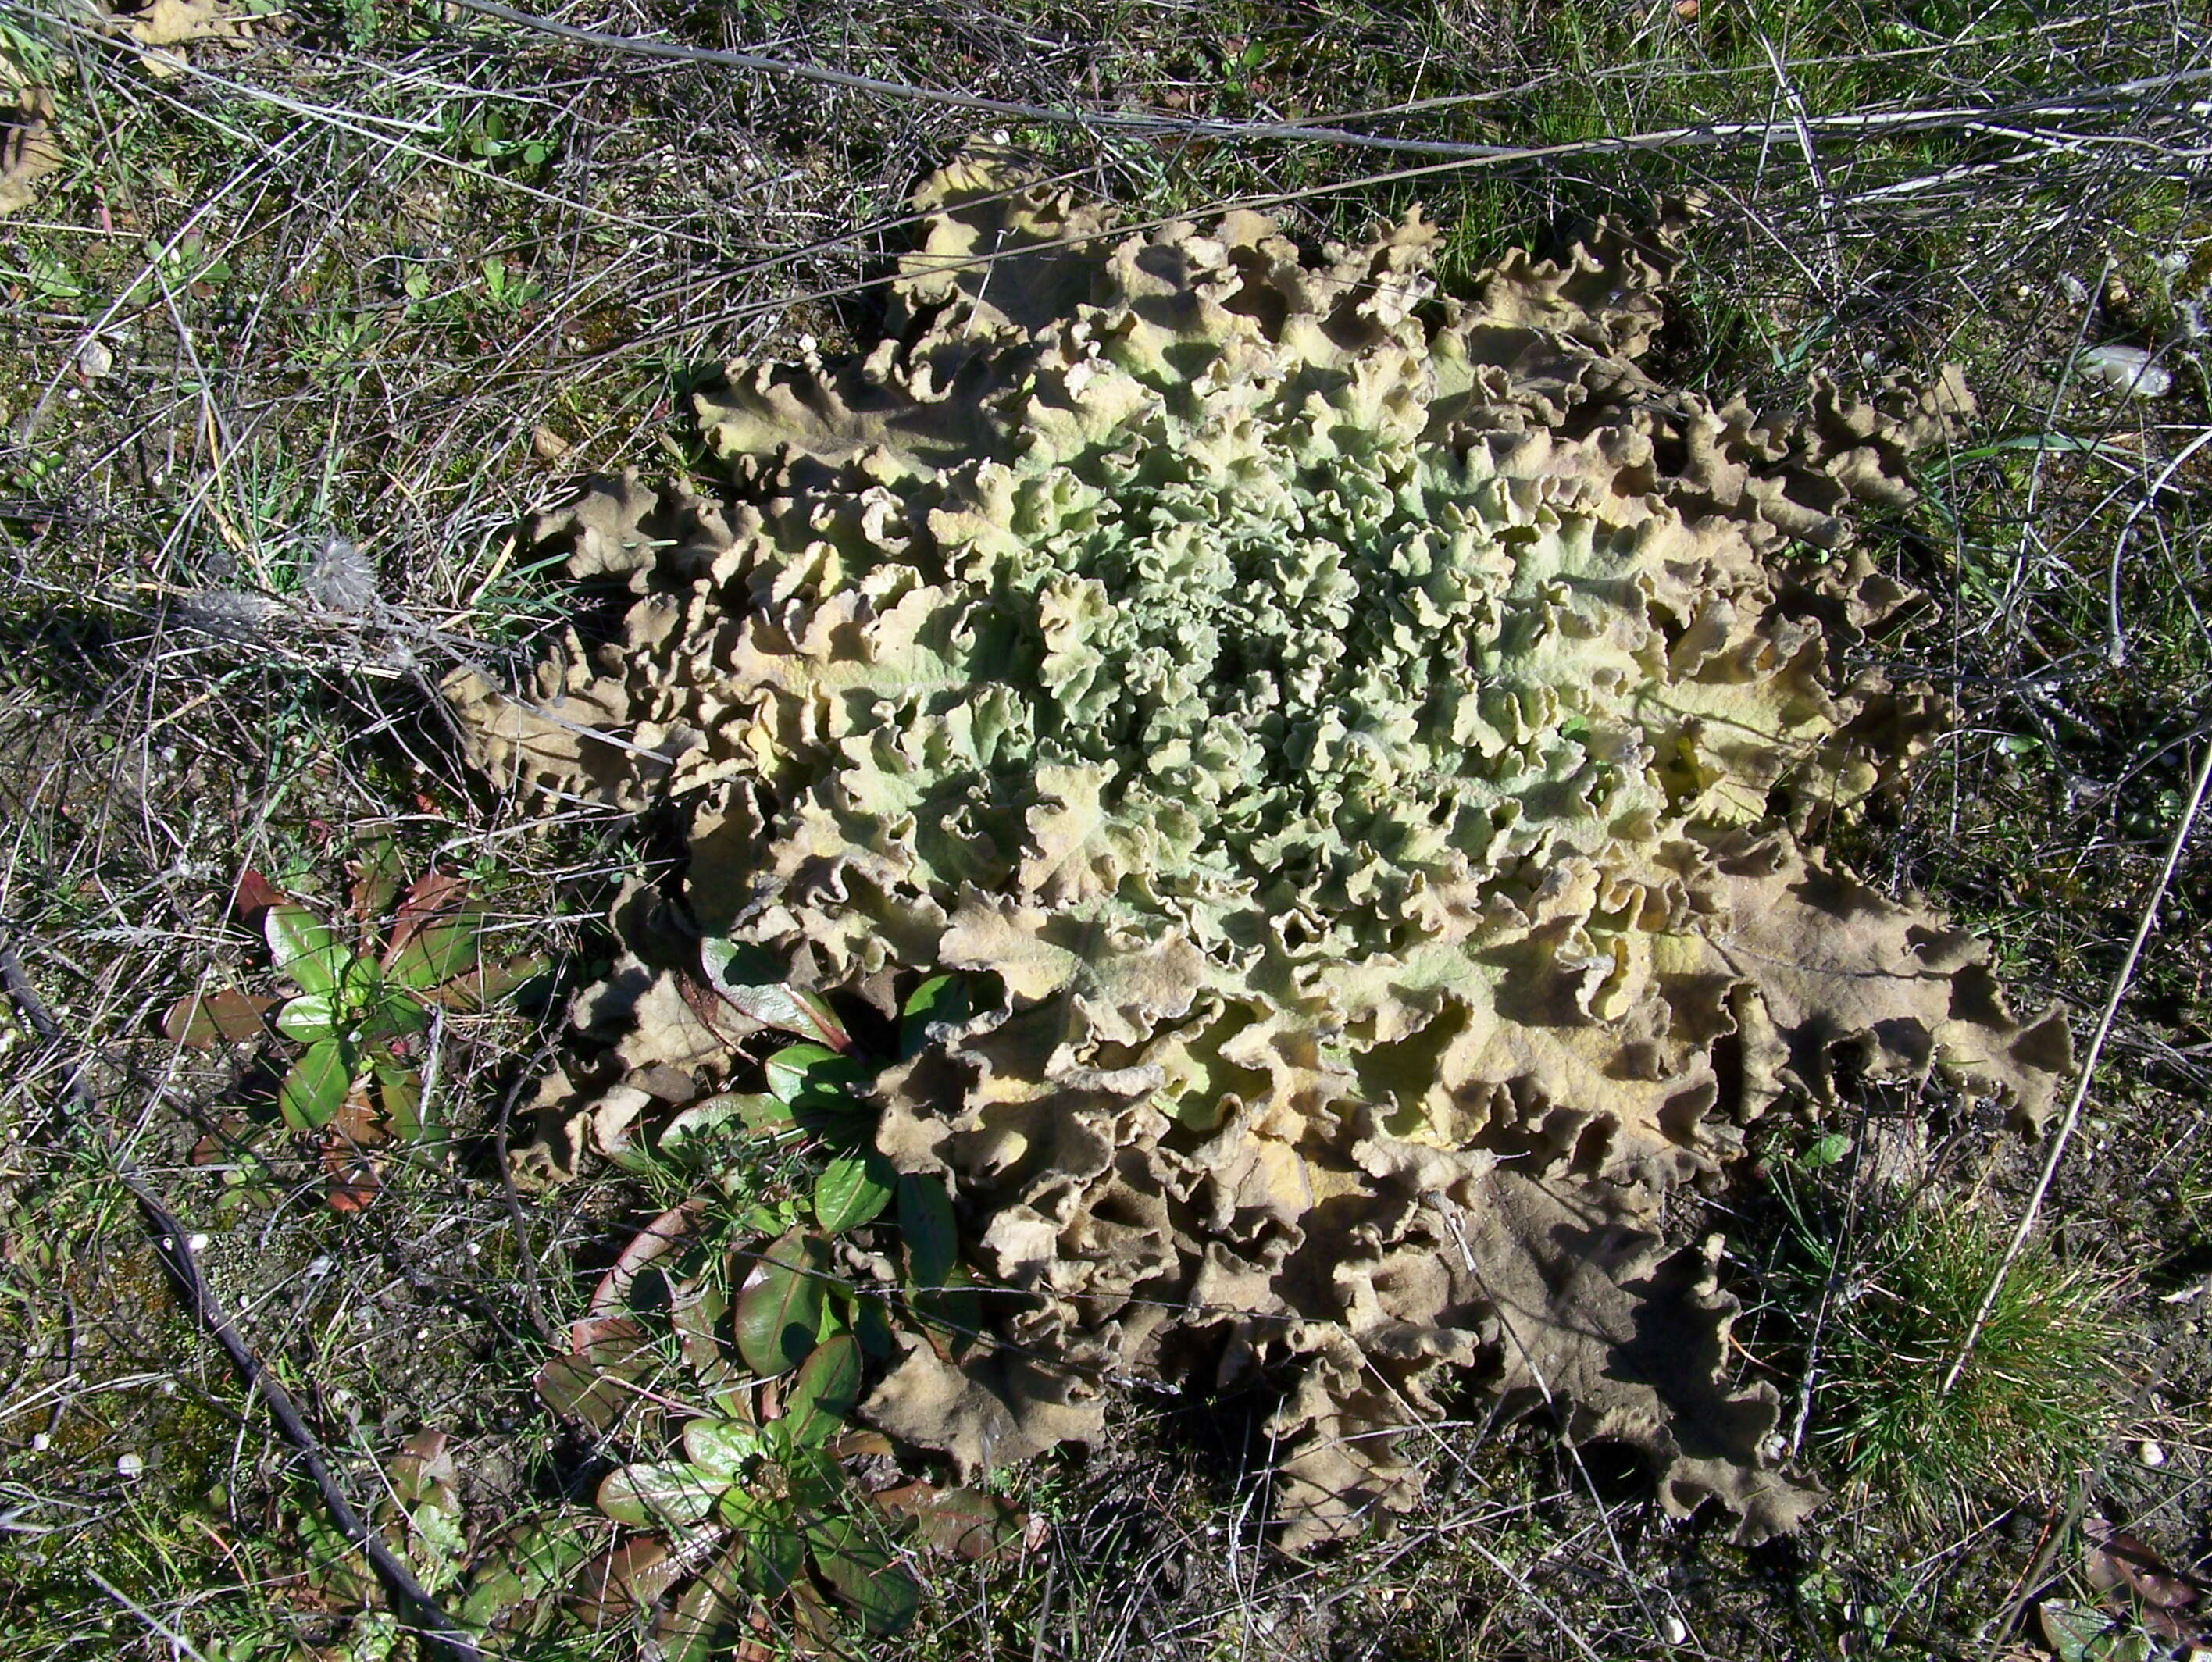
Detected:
[{"left": 0, "top": 88, "right": 62, "bottom": 219}]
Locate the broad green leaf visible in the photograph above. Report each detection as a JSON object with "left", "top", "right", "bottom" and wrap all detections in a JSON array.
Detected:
[
  {"left": 278, "top": 1037, "right": 355, "bottom": 1130},
  {"left": 660, "top": 1093, "right": 793, "bottom": 1161},
  {"left": 781, "top": 1335, "right": 862, "bottom": 1449},
  {"left": 1804, "top": 1132, "right": 1852, "bottom": 1168},
  {"left": 159, "top": 987, "right": 276, "bottom": 1046},
  {"left": 762, "top": 1042, "right": 870, "bottom": 1107},
  {"left": 735, "top": 1229, "right": 832, "bottom": 1376},
  {"left": 594, "top": 1462, "right": 719, "bottom": 1530},
  {"left": 739, "top": 1523, "right": 804, "bottom": 1598},
  {"left": 455, "top": 1519, "right": 591, "bottom": 1629},
  {"left": 814, "top": 1150, "right": 894, "bottom": 1233},
  {"left": 899, "top": 973, "right": 969, "bottom": 1058},
  {"left": 264, "top": 905, "right": 348, "bottom": 995},
  {"left": 357, "top": 990, "right": 430, "bottom": 1046},
  {"left": 805, "top": 1516, "right": 920, "bottom": 1635},
  {"left": 700, "top": 936, "right": 852, "bottom": 1050},
  {"left": 683, "top": 1417, "right": 765, "bottom": 1480},
  {"left": 275, "top": 991, "right": 338, "bottom": 1042},
  {"left": 384, "top": 910, "right": 483, "bottom": 990},
  {"left": 375, "top": 1062, "right": 428, "bottom": 1143},
  {"left": 897, "top": 1173, "right": 958, "bottom": 1292}
]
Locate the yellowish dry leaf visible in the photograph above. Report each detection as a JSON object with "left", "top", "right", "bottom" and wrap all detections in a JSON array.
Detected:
[{"left": 0, "top": 87, "right": 61, "bottom": 218}]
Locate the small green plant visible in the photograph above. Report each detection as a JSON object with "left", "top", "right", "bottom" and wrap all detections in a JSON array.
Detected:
[
  {"left": 162, "top": 843, "right": 545, "bottom": 1204},
  {"left": 1798, "top": 1196, "right": 2126, "bottom": 1518},
  {"left": 533, "top": 951, "right": 1019, "bottom": 1653}
]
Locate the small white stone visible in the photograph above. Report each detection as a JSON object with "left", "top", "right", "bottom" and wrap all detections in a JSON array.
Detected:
[
  {"left": 2139, "top": 1439, "right": 2167, "bottom": 1468},
  {"left": 31, "top": 1432, "right": 49, "bottom": 1452},
  {"left": 1661, "top": 1613, "right": 1689, "bottom": 1645},
  {"left": 2080, "top": 342, "right": 2172, "bottom": 398},
  {"left": 116, "top": 1452, "right": 144, "bottom": 1478},
  {"left": 186, "top": 1232, "right": 209, "bottom": 1253}
]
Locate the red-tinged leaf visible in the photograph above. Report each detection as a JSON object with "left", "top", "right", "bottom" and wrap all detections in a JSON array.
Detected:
[
  {"left": 735, "top": 1229, "right": 832, "bottom": 1376},
  {"left": 232, "top": 868, "right": 288, "bottom": 922},
  {"left": 535, "top": 1317, "right": 657, "bottom": 1432},
  {"left": 655, "top": 1540, "right": 747, "bottom": 1662},
  {"left": 322, "top": 1138, "right": 381, "bottom": 1212},
  {"left": 265, "top": 904, "right": 348, "bottom": 996},
  {"left": 385, "top": 917, "right": 484, "bottom": 991},
  {"left": 159, "top": 987, "right": 276, "bottom": 1046},
  {"left": 2085, "top": 1519, "right": 2205, "bottom": 1613},
  {"left": 570, "top": 1537, "right": 683, "bottom": 1628},
  {"left": 699, "top": 936, "right": 851, "bottom": 1050},
  {"left": 279, "top": 1037, "right": 355, "bottom": 1130},
  {"left": 589, "top": 1200, "right": 704, "bottom": 1317},
  {"left": 348, "top": 839, "right": 405, "bottom": 928},
  {"left": 872, "top": 1482, "right": 1029, "bottom": 1563},
  {"left": 419, "top": 951, "right": 548, "bottom": 1010},
  {"left": 388, "top": 1430, "right": 458, "bottom": 1513},
  {"left": 386, "top": 869, "right": 471, "bottom": 952}
]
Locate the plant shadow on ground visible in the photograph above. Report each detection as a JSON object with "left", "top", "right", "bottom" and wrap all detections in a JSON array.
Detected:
[{"left": 2, "top": 0, "right": 2210, "bottom": 1657}]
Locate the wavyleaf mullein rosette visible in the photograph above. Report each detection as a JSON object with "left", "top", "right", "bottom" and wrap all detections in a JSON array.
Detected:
[{"left": 448, "top": 152, "right": 2071, "bottom": 1547}]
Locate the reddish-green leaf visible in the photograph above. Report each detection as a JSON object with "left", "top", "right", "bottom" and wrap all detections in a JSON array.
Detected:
[
  {"left": 159, "top": 987, "right": 276, "bottom": 1046},
  {"left": 231, "top": 868, "right": 288, "bottom": 922},
  {"left": 780, "top": 1335, "right": 862, "bottom": 1449},
  {"left": 569, "top": 1537, "right": 683, "bottom": 1628},
  {"left": 873, "top": 1481, "right": 1029, "bottom": 1562},
  {"left": 347, "top": 839, "right": 405, "bottom": 927},
  {"left": 805, "top": 1516, "right": 919, "bottom": 1635},
  {"left": 655, "top": 1543, "right": 746, "bottom": 1662},
  {"left": 278, "top": 1037, "right": 355, "bottom": 1130},
  {"left": 735, "top": 1228, "right": 831, "bottom": 1376},
  {"left": 534, "top": 1317, "right": 655, "bottom": 1432},
  {"left": 701, "top": 936, "right": 851, "bottom": 1050}
]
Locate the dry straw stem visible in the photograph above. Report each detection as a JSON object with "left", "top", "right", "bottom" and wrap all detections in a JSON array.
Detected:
[{"left": 1940, "top": 732, "right": 2212, "bottom": 1397}]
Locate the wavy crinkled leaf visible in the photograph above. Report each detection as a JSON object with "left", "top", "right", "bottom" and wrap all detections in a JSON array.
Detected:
[{"left": 451, "top": 149, "right": 2073, "bottom": 1546}]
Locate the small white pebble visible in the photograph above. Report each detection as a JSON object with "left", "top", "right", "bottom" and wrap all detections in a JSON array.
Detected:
[
  {"left": 187, "top": 1232, "right": 209, "bottom": 1253},
  {"left": 116, "top": 1452, "right": 144, "bottom": 1478},
  {"left": 2080, "top": 342, "right": 2172, "bottom": 398},
  {"left": 1661, "top": 1613, "right": 1689, "bottom": 1645},
  {"left": 466, "top": 1241, "right": 481, "bottom": 1257},
  {"left": 31, "top": 1432, "right": 49, "bottom": 1452},
  {"left": 2139, "top": 1439, "right": 2167, "bottom": 1468}
]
